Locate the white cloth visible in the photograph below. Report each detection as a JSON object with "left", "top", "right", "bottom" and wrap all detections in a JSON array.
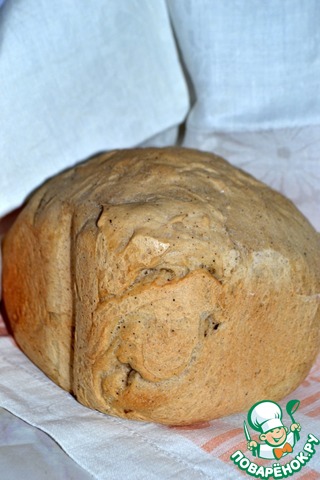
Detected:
[
  {"left": 0, "top": 337, "right": 238, "bottom": 480},
  {"left": 0, "top": 0, "right": 189, "bottom": 216},
  {"left": 168, "top": 0, "right": 320, "bottom": 133},
  {"left": 168, "top": 0, "right": 320, "bottom": 231},
  {"left": 0, "top": 407, "right": 92, "bottom": 479}
]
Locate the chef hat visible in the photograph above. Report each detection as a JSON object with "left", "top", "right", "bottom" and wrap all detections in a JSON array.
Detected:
[{"left": 248, "top": 400, "right": 284, "bottom": 433}]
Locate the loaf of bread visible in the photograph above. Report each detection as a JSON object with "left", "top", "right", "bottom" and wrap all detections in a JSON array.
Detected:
[{"left": 2, "top": 147, "right": 320, "bottom": 425}]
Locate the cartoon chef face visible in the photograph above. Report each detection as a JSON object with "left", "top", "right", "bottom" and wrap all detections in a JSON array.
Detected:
[
  {"left": 259, "top": 426, "right": 288, "bottom": 446},
  {"left": 248, "top": 400, "right": 287, "bottom": 446}
]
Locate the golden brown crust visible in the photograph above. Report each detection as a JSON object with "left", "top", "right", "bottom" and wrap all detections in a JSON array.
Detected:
[{"left": 2, "top": 147, "right": 320, "bottom": 425}]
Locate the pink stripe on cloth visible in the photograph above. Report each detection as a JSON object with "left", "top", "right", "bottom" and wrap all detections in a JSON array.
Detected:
[
  {"left": 201, "top": 428, "right": 243, "bottom": 453},
  {"left": 307, "top": 405, "right": 320, "bottom": 418},
  {"left": 298, "top": 470, "right": 320, "bottom": 480},
  {"left": 300, "top": 392, "right": 320, "bottom": 410}
]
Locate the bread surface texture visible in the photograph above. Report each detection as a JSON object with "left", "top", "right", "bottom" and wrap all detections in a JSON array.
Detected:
[{"left": 2, "top": 147, "right": 320, "bottom": 425}]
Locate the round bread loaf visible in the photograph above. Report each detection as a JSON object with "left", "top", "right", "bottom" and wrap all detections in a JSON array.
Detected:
[{"left": 2, "top": 147, "right": 320, "bottom": 425}]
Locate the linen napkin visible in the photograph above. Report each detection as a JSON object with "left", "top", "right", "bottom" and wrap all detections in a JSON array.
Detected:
[{"left": 0, "top": 0, "right": 189, "bottom": 218}]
